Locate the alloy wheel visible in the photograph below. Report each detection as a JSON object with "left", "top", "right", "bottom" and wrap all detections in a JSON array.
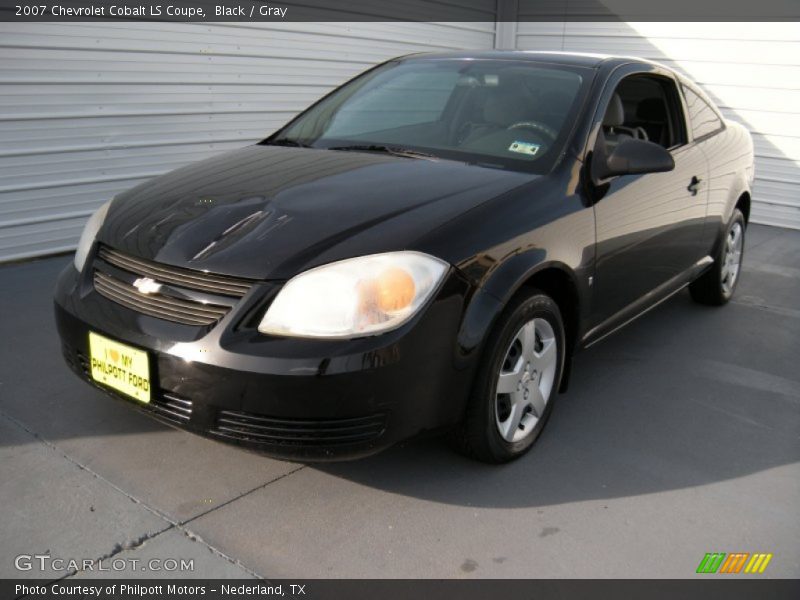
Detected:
[
  {"left": 494, "top": 317, "right": 557, "bottom": 443},
  {"left": 721, "top": 222, "right": 743, "bottom": 295}
]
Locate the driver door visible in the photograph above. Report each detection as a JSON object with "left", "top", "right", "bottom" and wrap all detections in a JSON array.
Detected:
[{"left": 589, "top": 71, "right": 709, "bottom": 335}]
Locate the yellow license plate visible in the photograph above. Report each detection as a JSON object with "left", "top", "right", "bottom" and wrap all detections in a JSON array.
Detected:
[{"left": 89, "top": 332, "right": 151, "bottom": 403}]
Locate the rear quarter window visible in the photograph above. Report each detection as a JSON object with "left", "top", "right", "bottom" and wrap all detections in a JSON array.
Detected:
[{"left": 682, "top": 85, "right": 724, "bottom": 140}]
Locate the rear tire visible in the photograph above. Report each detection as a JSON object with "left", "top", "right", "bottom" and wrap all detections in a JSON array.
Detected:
[
  {"left": 689, "top": 208, "right": 745, "bottom": 306},
  {"left": 450, "top": 290, "right": 565, "bottom": 463}
]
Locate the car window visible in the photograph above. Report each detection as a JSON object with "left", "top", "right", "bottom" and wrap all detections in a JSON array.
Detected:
[
  {"left": 599, "top": 74, "right": 686, "bottom": 154},
  {"left": 268, "top": 59, "right": 592, "bottom": 174},
  {"left": 682, "top": 85, "right": 724, "bottom": 140}
]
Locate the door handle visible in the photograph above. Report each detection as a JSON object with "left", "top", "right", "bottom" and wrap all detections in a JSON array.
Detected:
[{"left": 687, "top": 176, "right": 702, "bottom": 196}]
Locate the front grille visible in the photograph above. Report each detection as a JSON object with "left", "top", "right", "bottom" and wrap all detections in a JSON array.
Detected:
[
  {"left": 94, "top": 270, "right": 229, "bottom": 326},
  {"left": 211, "top": 410, "right": 387, "bottom": 446},
  {"left": 150, "top": 392, "right": 193, "bottom": 424},
  {"left": 98, "top": 246, "right": 252, "bottom": 297},
  {"left": 92, "top": 245, "right": 255, "bottom": 326},
  {"left": 69, "top": 346, "right": 91, "bottom": 378}
]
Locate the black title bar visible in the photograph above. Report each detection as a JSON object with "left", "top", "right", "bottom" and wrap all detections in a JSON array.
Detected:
[
  {"left": 5, "top": 579, "right": 800, "bottom": 600},
  {"left": 3, "top": 0, "right": 800, "bottom": 22}
]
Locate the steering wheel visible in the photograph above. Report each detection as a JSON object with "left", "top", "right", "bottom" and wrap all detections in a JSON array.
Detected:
[{"left": 507, "top": 121, "right": 559, "bottom": 142}]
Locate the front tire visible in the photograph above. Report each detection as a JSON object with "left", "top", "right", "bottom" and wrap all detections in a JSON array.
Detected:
[
  {"left": 690, "top": 208, "right": 745, "bottom": 306},
  {"left": 451, "top": 290, "right": 565, "bottom": 463}
]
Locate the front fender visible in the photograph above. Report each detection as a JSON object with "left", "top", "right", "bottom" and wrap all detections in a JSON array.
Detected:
[{"left": 453, "top": 251, "right": 586, "bottom": 396}]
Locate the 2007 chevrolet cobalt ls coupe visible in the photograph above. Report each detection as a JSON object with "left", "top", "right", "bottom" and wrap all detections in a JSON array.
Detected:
[{"left": 55, "top": 52, "right": 754, "bottom": 462}]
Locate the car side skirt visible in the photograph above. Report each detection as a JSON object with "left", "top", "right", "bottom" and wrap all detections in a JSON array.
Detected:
[{"left": 581, "top": 255, "right": 713, "bottom": 349}]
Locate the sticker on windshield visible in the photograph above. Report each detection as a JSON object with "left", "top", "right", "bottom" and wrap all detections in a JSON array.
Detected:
[{"left": 508, "top": 141, "right": 541, "bottom": 156}]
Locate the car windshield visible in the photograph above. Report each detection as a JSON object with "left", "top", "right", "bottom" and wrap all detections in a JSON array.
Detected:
[{"left": 265, "top": 59, "right": 592, "bottom": 174}]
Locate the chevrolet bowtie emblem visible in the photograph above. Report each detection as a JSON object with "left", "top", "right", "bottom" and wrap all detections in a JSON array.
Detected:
[{"left": 132, "top": 277, "right": 162, "bottom": 295}]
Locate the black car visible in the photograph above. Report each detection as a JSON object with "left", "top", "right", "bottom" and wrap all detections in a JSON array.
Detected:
[{"left": 55, "top": 52, "right": 754, "bottom": 463}]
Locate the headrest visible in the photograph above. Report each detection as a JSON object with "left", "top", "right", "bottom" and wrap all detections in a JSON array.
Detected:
[{"left": 603, "top": 93, "right": 625, "bottom": 127}]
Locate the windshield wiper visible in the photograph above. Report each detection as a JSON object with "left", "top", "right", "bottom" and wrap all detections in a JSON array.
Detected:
[
  {"left": 264, "top": 138, "right": 312, "bottom": 148},
  {"left": 327, "top": 144, "right": 437, "bottom": 160}
]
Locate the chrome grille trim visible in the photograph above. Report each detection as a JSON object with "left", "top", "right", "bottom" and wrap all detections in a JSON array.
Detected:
[
  {"left": 98, "top": 246, "right": 253, "bottom": 298},
  {"left": 94, "top": 270, "right": 229, "bottom": 326}
]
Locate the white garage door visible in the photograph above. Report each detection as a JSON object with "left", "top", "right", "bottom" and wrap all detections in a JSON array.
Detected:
[
  {"left": 0, "top": 20, "right": 496, "bottom": 262},
  {"left": 515, "top": 22, "right": 800, "bottom": 230}
]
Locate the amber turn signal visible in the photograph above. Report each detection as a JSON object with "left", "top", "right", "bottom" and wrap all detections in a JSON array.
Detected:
[{"left": 376, "top": 267, "right": 416, "bottom": 312}]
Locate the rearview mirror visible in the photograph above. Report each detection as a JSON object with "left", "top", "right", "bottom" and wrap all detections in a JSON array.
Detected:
[{"left": 593, "top": 137, "right": 675, "bottom": 182}]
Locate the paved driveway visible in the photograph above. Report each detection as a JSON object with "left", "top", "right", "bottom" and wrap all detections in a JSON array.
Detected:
[{"left": 1, "top": 224, "right": 798, "bottom": 579}]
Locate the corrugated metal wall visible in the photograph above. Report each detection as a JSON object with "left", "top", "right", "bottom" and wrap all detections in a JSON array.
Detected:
[
  {"left": 0, "top": 20, "right": 496, "bottom": 262},
  {"left": 515, "top": 21, "right": 800, "bottom": 230}
]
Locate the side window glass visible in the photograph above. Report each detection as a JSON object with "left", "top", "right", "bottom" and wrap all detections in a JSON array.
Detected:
[
  {"left": 602, "top": 75, "right": 684, "bottom": 151},
  {"left": 682, "top": 85, "right": 723, "bottom": 140}
]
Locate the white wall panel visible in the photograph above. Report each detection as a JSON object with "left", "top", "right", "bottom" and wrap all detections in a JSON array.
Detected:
[
  {"left": 0, "top": 20, "right": 495, "bottom": 261},
  {"left": 516, "top": 22, "right": 800, "bottom": 229}
]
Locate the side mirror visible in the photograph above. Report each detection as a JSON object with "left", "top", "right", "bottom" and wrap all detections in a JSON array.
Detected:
[{"left": 592, "top": 137, "right": 675, "bottom": 182}]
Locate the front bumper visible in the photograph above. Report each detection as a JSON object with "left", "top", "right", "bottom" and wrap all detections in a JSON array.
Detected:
[{"left": 54, "top": 263, "right": 475, "bottom": 461}]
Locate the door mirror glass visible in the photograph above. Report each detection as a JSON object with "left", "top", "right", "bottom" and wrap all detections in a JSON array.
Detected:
[{"left": 593, "top": 137, "right": 675, "bottom": 181}]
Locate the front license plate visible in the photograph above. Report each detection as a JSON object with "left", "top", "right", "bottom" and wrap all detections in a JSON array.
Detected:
[{"left": 89, "top": 332, "right": 151, "bottom": 403}]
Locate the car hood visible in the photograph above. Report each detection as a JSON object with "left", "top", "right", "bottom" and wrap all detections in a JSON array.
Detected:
[{"left": 100, "top": 144, "right": 538, "bottom": 280}]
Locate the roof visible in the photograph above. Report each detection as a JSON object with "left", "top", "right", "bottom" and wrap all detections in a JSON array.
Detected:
[{"left": 399, "top": 50, "right": 628, "bottom": 68}]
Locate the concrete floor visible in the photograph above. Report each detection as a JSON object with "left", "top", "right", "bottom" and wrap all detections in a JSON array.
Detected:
[{"left": 1, "top": 223, "right": 798, "bottom": 579}]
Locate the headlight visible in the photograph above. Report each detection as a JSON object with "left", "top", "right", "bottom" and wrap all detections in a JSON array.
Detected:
[
  {"left": 258, "top": 252, "right": 449, "bottom": 339},
  {"left": 74, "top": 200, "right": 111, "bottom": 272}
]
